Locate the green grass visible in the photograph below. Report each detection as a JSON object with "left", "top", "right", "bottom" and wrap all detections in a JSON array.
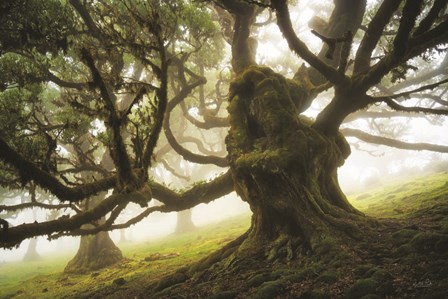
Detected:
[
  {"left": 1, "top": 170, "right": 448, "bottom": 298},
  {"left": 348, "top": 171, "right": 448, "bottom": 218},
  {"left": 0, "top": 215, "right": 251, "bottom": 299}
]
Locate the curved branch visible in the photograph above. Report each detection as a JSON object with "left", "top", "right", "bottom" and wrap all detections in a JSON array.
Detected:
[
  {"left": 177, "top": 136, "right": 227, "bottom": 157},
  {"left": 37, "top": 170, "right": 235, "bottom": 237},
  {"left": 142, "top": 40, "right": 168, "bottom": 169},
  {"left": 0, "top": 185, "right": 151, "bottom": 248},
  {"left": 367, "top": 77, "right": 448, "bottom": 114},
  {"left": 81, "top": 48, "right": 135, "bottom": 185},
  {"left": 381, "top": 98, "right": 448, "bottom": 115},
  {"left": 271, "top": 0, "right": 346, "bottom": 86},
  {"left": 46, "top": 72, "right": 90, "bottom": 90},
  {"left": 164, "top": 77, "right": 228, "bottom": 167},
  {"left": 150, "top": 170, "right": 234, "bottom": 210},
  {"left": 160, "top": 159, "right": 190, "bottom": 182},
  {"left": 0, "top": 137, "right": 116, "bottom": 202},
  {"left": 342, "top": 128, "right": 448, "bottom": 153},
  {"left": 181, "top": 102, "right": 229, "bottom": 129},
  {"left": 0, "top": 201, "right": 80, "bottom": 213}
]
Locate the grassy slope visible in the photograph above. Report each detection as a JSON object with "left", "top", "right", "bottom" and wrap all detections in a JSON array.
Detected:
[
  {"left": 0, "top": 171, "right": 447, "bottom": 299},
  {"left": 0, "top": 216, "right": 250, "bottom": 299},
  {"left": 350, "top": 171, "right": 448, "bottom": 219}
]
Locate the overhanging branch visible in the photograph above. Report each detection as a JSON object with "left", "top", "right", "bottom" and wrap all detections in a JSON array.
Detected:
[
  {"left": 342, "top": 128, "right": 448, "bottom": 153},
  {"left": 0, "top": 137, "right": 116, "bottom": 202}
]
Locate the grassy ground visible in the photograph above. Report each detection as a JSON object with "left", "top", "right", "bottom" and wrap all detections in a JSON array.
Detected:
[
  {"left": 1, "top": 170, "right": 447, "bottom": 299},
  {"left": 0, "top": 216, "right": 250, "bottom": 299}
]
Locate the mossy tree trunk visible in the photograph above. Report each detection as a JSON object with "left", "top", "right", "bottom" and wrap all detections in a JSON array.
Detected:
[
  {"left": 65, "top": 193, "right": 123, "bottom": 274},
  {"left": 64, "top": 229, "right": 123, "bottom": 273},
  {"left": 226, "top": 67, "right": 365, "bottom": 260}
]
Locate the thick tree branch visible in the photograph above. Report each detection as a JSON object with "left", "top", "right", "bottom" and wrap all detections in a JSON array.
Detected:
[
  {"left": 30, "top": 170, "right": 234, "bottom": 237},
  {"left": 343, "top": 110, "right": 427, "bottom": 123},
  {"left": 0, "top": 137, "right": 116, "bottom": 202},
  {"left": 393, "top": 0, "right": 424, "bottom": 58},
  {"left": 353, "top": 0, "right": 402, "bottom": 74},
  {"left": 81, "top": 48, "right": 135, "bottom": 185},
  {"left": 46, "top": 72, "right": 90, "bottom": 90},
  {"left": 414, "top": 0, "right": 447, "bottom": 36},
  {"left": 342, "top": 128, "right": 448, "bottom": 153},
  {"left": 0, "top": 185, "right": 151, "bottom": 248},
  {"left": 359, "top": 5, "right": 448, "bottom": 89},
  {"left": 0, "top": 201, "right": 80, "bottom": 213},
  {"left": 271, "top": 0, "right": 347, "bottom": 86},
  {"left": 163, "top": 74, "right": 227, "bottom": 167},
  {"left": 141, "top": 41, "right": 168, "bottom": 170},
  {"left": 150, "top": 170, "right": 233, "bottom": 209},
  {"left": 69, "top": 0, "right": 104, "bottom": 41}
]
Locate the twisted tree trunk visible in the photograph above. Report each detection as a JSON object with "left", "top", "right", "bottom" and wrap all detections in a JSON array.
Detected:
[{"left": 226, "top": 66, "right": 364, "bottom": 261}]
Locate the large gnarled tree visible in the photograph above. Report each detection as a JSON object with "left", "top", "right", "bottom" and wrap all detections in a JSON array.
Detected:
[{"left": 1, "top": 0, "right": 448, "bottom": 296}]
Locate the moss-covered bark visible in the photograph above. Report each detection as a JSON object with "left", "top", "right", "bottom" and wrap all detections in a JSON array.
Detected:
[
  {"left": 226, "top": 66, "right": 365, "bottom": 259},
  {"left": 64, "top": 230, "right": 122, "bottom": 274},
  {"left": 64, "top": 193, "right": 123, "bottom": 274}
]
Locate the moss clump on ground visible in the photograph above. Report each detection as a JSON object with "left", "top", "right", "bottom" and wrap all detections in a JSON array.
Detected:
[{"left": 345, "top": 278, "right": 379, "bottom": 299}]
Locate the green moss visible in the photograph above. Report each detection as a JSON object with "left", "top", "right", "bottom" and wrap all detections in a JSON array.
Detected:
[
  {"left": 209, "top": 290, "right": 238, "bottom": 299},
  {"left": 354, "top": 264, "right": 375, "bottom": 276},
  {"left": 396, "top": 244, "right": 414, "bottom": 255},
  {"left": 249, "top": 280, "right": 283, "bottom": 299},
  {"left": 410, "top": 232, "right": 446, "bottom": 252},
  {"left": 391, "top": 229, "right": 419, "bottom": 245},
  {"left": 345, "top": 278, "right": 379, "bottom": 299},
  {"left": 300, "top": 289, "right": 328, "bottom": 299},
  {"left": 247, "top": 272, "right": 277, "bottom": 288},
  {"left": 434, "top": 235, "right": 448, "bottom": 252},
  {"left": 317, "top": 270, "right": 338, "bottom": 283},
  {"left": 0, "top": 214, "right": 251, "bottom": 299}
]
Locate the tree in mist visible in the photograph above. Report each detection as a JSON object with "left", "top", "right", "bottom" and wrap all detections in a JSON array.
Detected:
[{"left": 1, "top": 0, "right": 448, "bottom": 295}]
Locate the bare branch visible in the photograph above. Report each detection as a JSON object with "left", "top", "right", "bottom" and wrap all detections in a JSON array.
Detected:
[
  {"left": 342, "top": 128, "right": 448, "bottom": 153},
  {"left": 380, "top": 98, "right": 448, "bottom": 115}
]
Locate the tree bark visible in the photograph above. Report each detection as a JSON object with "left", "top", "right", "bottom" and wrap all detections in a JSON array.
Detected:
[
  {"left": 64, "top": 230, "right": 122, "bottom": 274},
  {"left": 226, "top": 66, "right": 365, "bottom": 260},
  {"left": 65, "top": 193, "right": 123, "bottom": 274}
]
